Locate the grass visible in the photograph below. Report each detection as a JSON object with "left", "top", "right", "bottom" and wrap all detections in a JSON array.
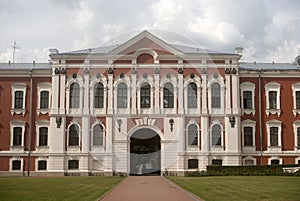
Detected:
[
  {"left": 167, "top": 176, "right": 300, "bottom": 201},
  {"left": 0, "top": 176, "right": 123, "bottom": 201}
]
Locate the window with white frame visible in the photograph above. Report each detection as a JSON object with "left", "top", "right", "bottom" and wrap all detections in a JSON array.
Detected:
[
  {"left": 38, "top": 160, "right": 47, "bottom": 170},
  {"left": 10, "top": 157, "right": 23, "bottom": 171},
  {"left": 292, "top": 121, "right": 300, "bottom": 150},
  {"left": 70, "top": 83, "right": 80, "bottom": 108},
  {"left": 268, "top": 157, "right": 282, "bottom": 165},
  {"left": 211, "top": 83, "right": 221, "bottom": 108},
  {"left": 188, "top": 159, "right": 198, "bottom": 169},
  {"left": 242, "top": 119, "right": 256, "bottom": 151},
  {"left": 266, "top": 120, "right": 282, "bottom": 151},
  {"left": 94, "top": 82, "right": 104, "bottom": 108},
  {"left": 211, "top": 124, "right": 222, "bottom": 146},
  {"left": 68, "top": 124, "right": 80, "bottom": 146},
  {"left": 11, "top": 83, "right": 27, "bottom": 116},
  {"left": 36, "top": 120, "right": 49, "bottom": 148},
  {"left": 163, "top": 82, "right": 174, "bottom": 108},
  {"left": 240, "top": 81, "right": 256, "bottom": 115},
  {"left": 292, "top": 82, "right": 300, "bottom": 116},
  {"left": 265, "top": 82, "right": 281, "bottom": 116},
  {"left": 10, "top": 120, "right": 25, "bottom": 148},
  {"left": 92, "top": 124, "right": 104, "bottom": 146},
  {"left": 140, "top": 83, "right": 151, "bottom": 108},
  {"left": 243, "top": 156, "right": 256, "bottom": 166},
  {"left": 188, "top": 83, "right": 197, "bottom": 108},
  {"left": 68, "top": 160, "right": 79, "bottom": 169},
  {"left": 117, "top": 82, "right": 128, "bottom": 108},
  {"left": 37, "top": 82, "right": 51, "bottom": 115},
  {"left": 187, "top": 124, "right": 198, "bottom": 146}
]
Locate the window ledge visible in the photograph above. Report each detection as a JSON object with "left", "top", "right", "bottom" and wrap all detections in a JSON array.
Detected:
[
  {"left": 266, "top": 109, "right": 281, "bottom": 117},
  {"left": 242, "top": 109, "right": 255, "bottom": 116},
  {"left": 242, "top": 146, "right": 256, "bottom": 153},
  {"left": 267, "top": 146, "right": 282, "bottom": 152},
  {"left": 210, "top": 146, "right": 224, "bottom": 151},
  {"left": 11, "top": 109, "right": 26, "bottom": 116},
  {"left": 10, "top": 146, "right": 24, "bottom": 152},
  {"left": 37, "top": 109, "right": 50, "bottom": 115}
]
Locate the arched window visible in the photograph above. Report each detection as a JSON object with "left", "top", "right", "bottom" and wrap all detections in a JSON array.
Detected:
[
  {"left": 211, "top": 83, "right": 221, "bottom": 108},
  {"left": 94, "top": 82, "right": 104, "bottom": 108},
  {"left": 70, "top": 83, "right": 80, "bottom": 108},
  {"left": 141, "top": 83, "right": 151, "bottom": 108},
  {"left": 117, "top": 82, "right": 128, "bottom": 108},
  {"left": 69, "top": 124, "right": 79, "bottom": 146},
  {"left": 93, "top": 124, "right": 104, "bottom": 146},
  {"left": 212, "top": 124, "right": 222, "bottom": 146},
  {"left": 163, "top": 82, "right": 174, "bottom": 108},
  {"left": 188, "top": 83, "right": 197, "bottom": 108},
  {"left": 188, "top": 124, "right": 198, "bottom": 146}
]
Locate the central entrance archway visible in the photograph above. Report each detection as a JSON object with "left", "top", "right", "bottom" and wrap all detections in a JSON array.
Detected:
[{"left": 130, "top": 128, "right": 161, "bottom": 175}]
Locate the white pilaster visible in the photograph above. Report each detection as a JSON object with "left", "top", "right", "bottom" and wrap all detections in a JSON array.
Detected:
[
  {"left": 232, "top": 72, "right": 239, "bottom": 114},
  {"left": 51, "top": 73, "right": 59, "bottom": 115},
  {"left": 131, "top": 73, "right": 137, "bottom": 114},
  {"left": 81, "top": 117, "right": 90, "bottom": 153},
  {"left": 83, "top": 73, "right": 90, "bottom": 115},
  {"left": 201, "top": 74, "right": 207, "bottom": 114},
  {"left": 108, "top": 74, "right": 113, "bottom": 114},
  {"left": 59, "top": 73, "right": 66, "bottom": 115},
  {"left": 154, "top": 73, "right": 160, "bottom": 114},
  {"left": 106, "top": 117, "right": 113, "bottom": 153},
  {"left": 201, "top": 116, "right": 209, "bottom": 153},
  {"left": 178, "top": 73, "right": 184, "bottom": 114},
  {"left": 225, "top": 73, "right": 231, "bottom": 114}
]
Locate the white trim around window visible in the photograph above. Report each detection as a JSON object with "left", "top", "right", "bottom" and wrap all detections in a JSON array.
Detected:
[
  {"left": 10, "top": 120, "right": 26, "bottom": 152},
  {"left": 240, "top": 82, "right": 255, "bottom": 116},
  {"left": 67, "top": 120, "right": 81, "bottom": 153},
  {"left": 184, "top": 75, "right": 201, "bottom": 115},
  {"left": 37, "top": 82, "right": 51, "bottom": 115},
  {"left": 266, "top": 119, "right": 282, "bottom": 152},
  {"left": 35, "top": 157, "right": 48, "bottom": 171},
  {"left": 241, "top": 119, "right": 256, "bottom": 153},
  {"left": 113, "top": 75, "right": 131, "bottom": 114},
  {"left": 207, "top": 74, "right": 225, "bottom": 115},
  {"left": 293, "top": 120, "right": 300, "bottom": 152},
  {"left": 185, "top": 120, "right": 200, "bottom": 151},
  {"left": 66, "top": 76, "right": 84, "bottom": 115},
  {"left": 243, "top": 156, "right": 257, "bottom": 166},
  {"left": 90, "top": 74, "right": 107, "bottom": 115},
  {"left": 265, "top": 82, "right": 281, "bottom": 117},
  {"left": 210, "top": 120, "right": 224, "bottom": 151},
  {"left": 137, "top": 75, "right": 154, "bottom": 114},
  {"left": 35, "top": 120, "right": 50, "bottom": 152},
  {"left": 292, "top": 82, "right": 300, "bottom": 117},
  {"left": 10, "top": 157, "right": 24, "bottom": 172},
  {"left": 11, "top": 83, "right": 27, "bottom": 116},
  {"left": 268, "top": 156, "right": 282, "bottom": 165},
  {"left": 91, "top": 120, "right": 106, "bottom": 152}
]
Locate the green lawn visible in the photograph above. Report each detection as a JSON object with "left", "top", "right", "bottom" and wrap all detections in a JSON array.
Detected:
[
  {"left": 0, "top": 176, "right": 123, "bottom": 201},
  {"left": 168, "top": 176, "right": 300, "bottom": 201}
]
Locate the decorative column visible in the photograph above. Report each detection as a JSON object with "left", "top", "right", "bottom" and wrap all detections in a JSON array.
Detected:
[
  {"left": 232, "top": 67, "right": 239, "bottom": 114},
  {"left": 51, "top": 68, "right": 60, "bottom": 115},
  {"left": 154, "top": 68, "right": 160, "bottom": 114},
  {"left": 225, "top": 68, "right": 231, "bottom": 115},
  {"left": 83, "top": 67, "right": 90, "bottom": 115},
  {"left": 108, "top": 68, "right": 114, "bottom": 114},
  {"left": 131, "top": 68, "right": 137, "bottom": 114},
  {"left": 178, "top": 68, "right": 184, "bottom": 114},
  {"left": 82, "top": 67, "right": 90, "bottom": 153},
  {"left": 201, "top": 69, "right": 209, "bottom": 154},
  {"left": 201, "top": 69, "right": 208, "bottom": 114}
]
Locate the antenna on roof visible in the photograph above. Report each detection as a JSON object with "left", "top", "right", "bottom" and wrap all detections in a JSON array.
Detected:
[{"left": 12, "top": 41, "right": 20, "bottom": 63}]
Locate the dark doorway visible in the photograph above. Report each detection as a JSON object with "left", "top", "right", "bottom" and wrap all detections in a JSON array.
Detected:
[{"left": 130, "top": 128, "right": 161, "bottom": 175}]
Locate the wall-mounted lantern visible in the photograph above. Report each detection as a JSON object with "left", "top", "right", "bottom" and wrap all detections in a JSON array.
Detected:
[
  {"left": 169, "top": 119, "right": 174, "bottom": 132},
  {"left": 56, "top": 116, "right": 62, "bottom": 128},
  {"left": 229, "top": 116, "right": 236, "bottom": 128},
  {"left": 117, "top": 119, "right": 122, "bottom": 132}
]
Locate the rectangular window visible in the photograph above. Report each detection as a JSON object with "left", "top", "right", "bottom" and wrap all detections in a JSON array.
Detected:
[
  {"left": 40, "top": 91, "right": 49, "bottom": 109},
  {"left": 271, "top": 159, "right": 280, "bottom": 165},
  {"left": 269, "top": 91, "right": 277, "bottom": 109},
  {"left": 245, "top": 160, "right": 254, "bottom": 166},
  {"left": 68, "top": 160, "right": 79, "bottom": 170},
  {"left": 270, "top": 127, "right": 278, "bottom": 146},
  {"left": 14, "top": 91, "right": 23, "bottom": 109},
  {"left": 212, "top": 159, "right": 222, "bottom": 166},
  {"left": 39, "top": 127, "right": 48, "bottom": 146},
  {"left": 188, "top": 159, "right": 198, "bottom": 169},
  {"left": 243, "top": 91, "right": 252, "bottom": 109},
  {"left": 244, "top": 127, "right": 253, "bottom": 146},
  {"left": 296, "top": 91, "right": 300, "bottom": 109},
  {"left": 13, "top": 127, "right": 22, "bottom": 146},
  {"left": 12, "top": 160, "right": 21, "bottom": 170},
  {"left": 38, "top": 161, "right": 47, "bottom": 170}
]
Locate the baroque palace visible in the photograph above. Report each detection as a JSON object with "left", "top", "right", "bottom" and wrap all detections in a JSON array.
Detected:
[{"left": 0, "top": 31, "right": 300, "bottom": 176}]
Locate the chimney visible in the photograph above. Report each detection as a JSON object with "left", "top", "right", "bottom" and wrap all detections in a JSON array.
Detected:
[{"left": 234, "top": 47, "right": 243, "bottom": 55}]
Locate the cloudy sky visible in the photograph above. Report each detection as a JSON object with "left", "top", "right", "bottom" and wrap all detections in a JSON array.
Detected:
[{"left": 0, "top": 0, "right": 299, "bottom": 63}]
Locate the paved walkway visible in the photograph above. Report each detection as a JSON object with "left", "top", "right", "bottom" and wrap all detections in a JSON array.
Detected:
[{"left": 100, "top": 176, "right": 203, "bottom": 201}]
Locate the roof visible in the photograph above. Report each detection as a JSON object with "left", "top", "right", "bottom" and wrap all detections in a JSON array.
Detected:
[
  {"left": 0, "top": 63, "right": 51, "bottom": 70},
  {"left": 239, "top": 62, "right": 300, "bottom": 71}
]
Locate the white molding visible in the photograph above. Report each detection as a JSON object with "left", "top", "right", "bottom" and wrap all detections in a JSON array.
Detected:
[
  {"left": 11, "top": 83, "right": 27, "bottom": 116},
  {"left": 293, "top": 120, "right": 300, "bottom": 152},
  {"left": 241, "top": 119, "right": 256, "bottom": 152},
  {"left": 268, "top": 156, "right": 282, "bottom": 165},
  {"left": 265, "top": 82, "right": 281, "bottom": 117},
  {"left": 10, "top": 157, "right": 23, "bottom": 172},
  {"left": 37, "top": 82, "right": 51, "bottom": 115},
  {"left": 10, "top": 120, "right": 26, "bottom": 151},
  {"left": 292, "top": 82, "right": 300, "bottom": 116},
  {"left": 35, "top": 157, "right": 48, "bottom": 171},
  {"left": 240, "top": 82, "right": 255, "bottom": 116},
  {"left": 35, "top": 120, "right": 50, "bottom": 149},
  {"left": 266, "top": 119, "right": 282, "bottom": 152}
]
